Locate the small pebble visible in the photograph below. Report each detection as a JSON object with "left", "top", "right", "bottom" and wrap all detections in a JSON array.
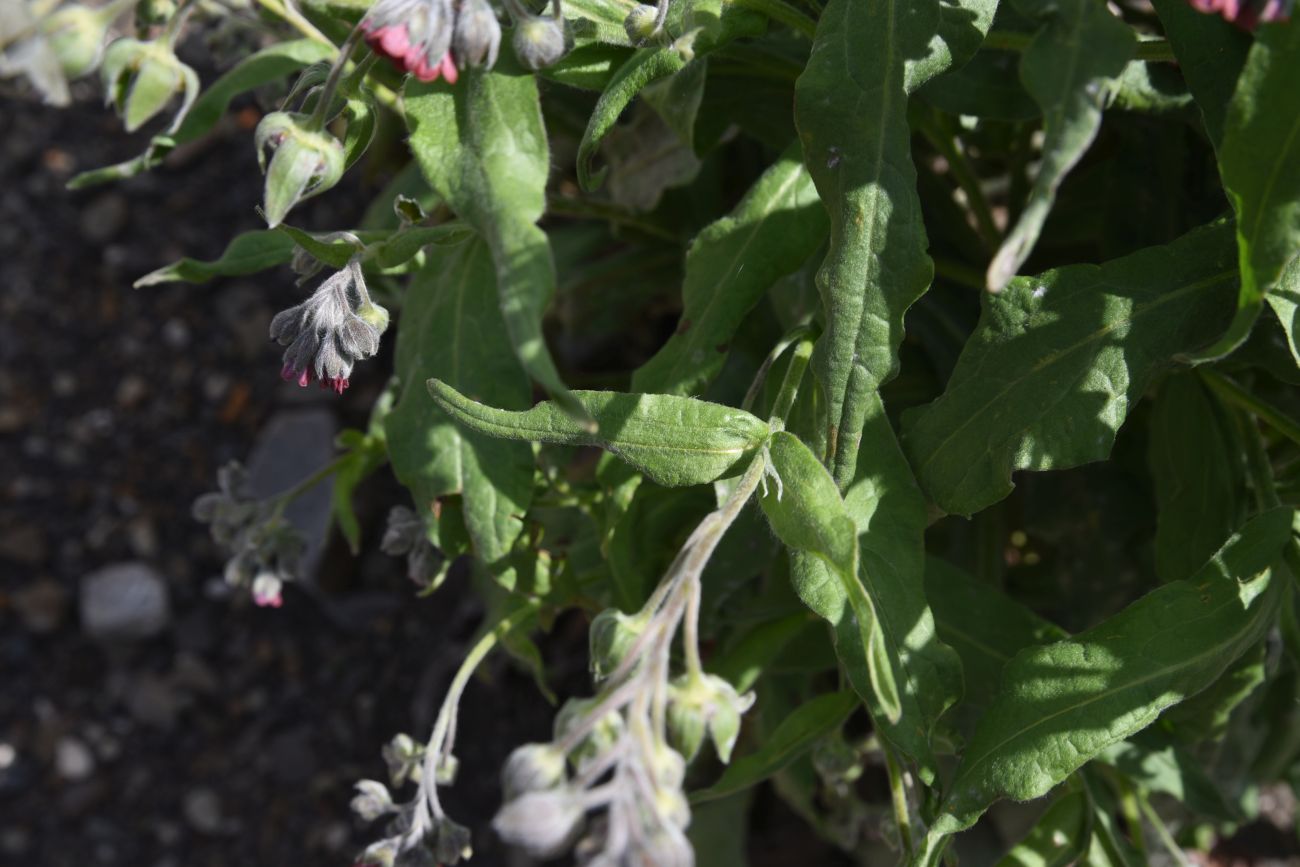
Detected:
[
  {"left": 183, "top": 788, "right": 223, "bottom": 834},
  {"left": 55, "top": 737, "right": 95, "bottom": 782},
  {"left": 80, "top": 562, "right": 171, "bottom": 641}
]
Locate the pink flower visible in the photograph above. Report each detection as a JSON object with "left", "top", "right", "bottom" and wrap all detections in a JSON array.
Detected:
[
  {"left": 361, "top": 0, "right": 460, "bottom": 82},
  {"left": 252, "top": 573, "right": 284, "bottom": 608},
  {"left": 1185, "top": 0, "right": 1291, "bottom": 29}
]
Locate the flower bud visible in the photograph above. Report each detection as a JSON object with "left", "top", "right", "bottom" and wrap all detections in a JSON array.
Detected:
[
  {"left": 251, "top": 572, "right": 284, "bottom": 608},
  {"left": 587, "top": 608, "right": 644, "bottom": 681},
  {"left": 136, "top": 0, "right": 178, "bottom": 26},
  {"left": 622, "top": 4, "right": 659, "bottom": 43},
  {"left": 382, "top": 732, "right": 425, "bottom": 786},
  {"left": 254, "top": 111, "right": 345, "bottom": 228},
  {"left": 492, "top": 789, "right": 584, "bottom": 858},
  {"left": 350, "top": 780, "right": 396, "bottom": 821},
  {"left": 554, "top": 698, "right": 624, "bottom": 770},
  {"left": 357, "top": 837, "right": 399, "bottom": 867},
  {"left": 511, "top": 15, "right": 566, "bottom": 70},
  {"left": 502, "top": 743, "right": 567, "bottom": 799},
  {"left": 665, "top": 674, "right": 754, "bottom": 763},
  {"left": 40, "top": 3, "right": 118, "bottom": 79},
  {"left": 100, "top": 37, "right": 199, "bottom": 132},
  {"left": 651, "top": 743, "right": 685, "bottom": 789},
  {"left": 453, "top": 0, "right": 501, "bottom": 69},
  {"left": 433, "top": 817, "right": 473, "bottom": 864}
]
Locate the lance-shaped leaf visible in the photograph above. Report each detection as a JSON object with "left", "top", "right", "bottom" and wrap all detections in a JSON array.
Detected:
[
  {"left": 576, "top": 0, "right": 764, "bottom": 190},
  {"left": 428, "top": 379, "right": 769, "bottom": 488},
  {"left": 795, "top": 0, "right": 987, "bottom": 487},
  {"left": 1149, "top": 0, "right": 1250, "bottom": 148},
  {"left": 133, "top": 230, "right": 296, "bottom": 286},
  {"left": 385, "top": 239, "right": 535, "bottom": 566},
  {"left": 902, "top": 222, "right": 1239, "bottom": 517},
  {"left": 405, "top": 69, "right": 582, "bottom": 417},
  {"left": 788, "top": 399, "right": 962, "bottom": 782},
  {"left": 984, "top": 0, "right": 1136, "bottom": 291},
  {"left": 1148, "top": 374, "right": 1245, "bottom": 583},
  {"left": 1211, "top": 22, "right": 1300, "bottom": 357},
  {"left": 690, "top": 690, "right": 857, "bottom": 805},
  {"left": 1267, "top": 257, "right": 1300, "bottom": 369},
  {"left": 633, "top": 147, "right": 827, "bottom": 396},
  {"left": 760, "top": 431, "right": 901, "bottom": 722},
  {"left": 920, "top": 507, "right": 1293, "bottom": 850}
]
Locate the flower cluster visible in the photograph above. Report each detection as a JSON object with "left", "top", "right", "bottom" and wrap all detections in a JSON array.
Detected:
[
  {"left": 269, "top": 257, "right": 389, "bottom": 394},
  {"left": 1186, "top": 0, "right": 1292, "bottom": 29},
  {"left": 381, "top": 506, "right": 445, "bottom": 590},
  {"left": 191, "top": 462, "right": 305, "bottom": 608},
  {"left": 360, "top": 0, "right": 502, "bottom": 83}
]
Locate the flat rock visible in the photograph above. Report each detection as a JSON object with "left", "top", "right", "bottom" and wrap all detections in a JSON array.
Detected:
[{"left": 79, "top": 562, "right": 170, "bottom": 641}]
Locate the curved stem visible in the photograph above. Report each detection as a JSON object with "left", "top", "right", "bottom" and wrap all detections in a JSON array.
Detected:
[
  {"left": 307, "top": 26, "right": 364, "bottom": 131},
  {"left": 255, "top": 0, "right": 335, "bottom": 48}
]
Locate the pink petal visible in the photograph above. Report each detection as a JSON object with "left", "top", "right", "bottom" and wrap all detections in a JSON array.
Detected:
[
  {"left": 440, "top": 53, "right": 459, "bottom": 84},
  {"left": 377, "top": 25, "right": 412, "bottom": 59}
]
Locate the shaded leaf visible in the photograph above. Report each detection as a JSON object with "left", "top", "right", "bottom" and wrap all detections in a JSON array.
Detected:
[
  {"left": 133, "top": 230, "right": 295, "bottom": 286},
  {"left": 993, "top": 790, "right": 1091, "bottom": 867},
  {"left": 386, "top": 239, "right": 535, "bottom": 566},
  {"left": 1097, "top": 735, "right": 1239, "bottom": 820},
  {"left": 985, "top": 0, "right": 1136, "bottom": 291},
  {"left": 903, "top": 222, "right": 1239, "bottom": 517},
  {"left": 428, "top": 379, "right": 770, "bottom": 488},
  {"left": 1150, "top": 0, "right": 1250, "bottom": 147},
  {"left": 690, "top": 690, "right": 857, "bottom": 804},
  {"left": 1148, "top": 373, "right": 1245, "bottom": 583},
  {"left": 632, "top": 145, "right": 828, "bottom": 397}
]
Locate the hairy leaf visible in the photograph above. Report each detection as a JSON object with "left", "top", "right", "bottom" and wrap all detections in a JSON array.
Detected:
[
  {"left": 793, "top": 398, "right": 962, "bottom": 782},
  {"left": 985, "top": 0, "right": 1136, "bottom": 291},
  {"left": 405, "top": 69, "right": 582, "bottom": 416},
  {"left": 386, "top": 239, "right": 535, "bottom": 566},
  {"left": 633, "top": 146, "right": 827, "bottom": 396},
  {"left": 690, "top": 690, "right": 857, "bottom": 804},
  {"left": 133, "top": 231, "right": 295, "bottom": 286},
  {"left": 1214, "top": 22, "right": 1300, "bottom": 355},
  {"left": 902, "top": 223, "right": 1239, "bottom": 517},
  {"left": 922, "top": 508, "right": 1293, "bottom": 846},
  {"left": 761, "top": 431, "right": 900, "bottom": 721},
  {"left": 795, "top": 0, "right": 988, "bottom": 486},
  {"left": 428, "top": 380, "right": 770, "bottom": 488}
]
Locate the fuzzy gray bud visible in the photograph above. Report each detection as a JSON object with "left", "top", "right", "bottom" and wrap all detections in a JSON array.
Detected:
[
  {"left": 502, "top": 743, "right": 567, "bottom": 799},
  {"left": 511, "top": 15, "right": 566, "bottom": 70},
  {"left": 587, "top": 608, "right": 644, "bottom": 681},
  {"left": 350, "top": 780, "right": 396, "bottom": 821},
  {"left": 453, "top": 0, "right": 501, "bottom": 68},
  {"left": 493, "top": 789, "right": 584, "bottom": 858},
  {"left": 622, "top": 3, "right": 659, "bottom": 43}
]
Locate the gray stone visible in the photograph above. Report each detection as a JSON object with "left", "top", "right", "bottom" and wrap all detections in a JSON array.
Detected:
[
  {"left": 183, "top": 788, "right": 223, "bottom": 834},
  {"left": 245, "top": 409, "right": 337, "bottom": 583},
  {"left": 55, "top": 737, "right": 95, "bottom": 781},
  {"left": 79, "top": 562, "right": 170, "bottom": 641}
]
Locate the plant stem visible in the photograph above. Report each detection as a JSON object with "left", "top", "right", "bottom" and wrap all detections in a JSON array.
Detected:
[
  {"left": 883, "top": 745, "right": 914, "bottom": 857},
  {"left": 255, "top": 0, "right": 335, "bottom": 48},
  {"left": 268, "top": 451, "right": 352, "bottom": 518},
  {"left": 1137, "top": 793, "right": 1191, "bottom": 866},
  {"left": 307, "top": 26, "right": 363, "bottom": 131},
  {"left": 915, "top": 109, "right": 1000, "bottom": 250},
  {"left": 770, "top": 335, "right": 814, "bottom": 425},
  {"left": 741, "top": 324, "right": 815, "bottom": 414}
]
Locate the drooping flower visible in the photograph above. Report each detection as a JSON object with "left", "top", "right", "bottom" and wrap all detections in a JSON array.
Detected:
[
  {"left": 361, "top": 0, "right": 459, "bottom": 82},
  {"left": 1186, "top": 0, "right": 1291, "bottom": 29},
  {"left": 269, "top": 257, "right": 389, "bottom": 394}
]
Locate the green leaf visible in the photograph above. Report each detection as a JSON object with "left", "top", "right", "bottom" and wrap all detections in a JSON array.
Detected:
[
  {"left": 1267, "top": 257, "right": 1300, "bottom": 370},
  {"left": 1148, "top": 374, "right": 1245, "bottom": 583},
  {"left": 711, "top": 612, "right": 816, "bottom": 693},
  {"left": 985, "top": 0, "right": 1136, "bottom": 291},
  {"left": 386, "top": 239, "right": 535, "bottom": 566},
  {"left": 1097, "top": 735, "right": 1240, "bottom": 820},
  {"left": 761, "top": 431, "right": 901, "bottom": 721},
  {"left": 794, "top": 0, "right": 981, "bottom": 487},
  {"left": 791, "top": 398, "right": 963, "bottom": 782},
  {"left": 405, "top": 69, "right": 583, "bottom": 418},
  {"left": 428, "top": 379, "right": 771, "bottom": 488},
  {"left": 70, "top": 40, "right": 333, "bottom": 189},
  {"left": 690, "top": 690, "right": 857, "bottom": 805},
  {"left": 902, "top": 222, "right": 1239, "bottom": 517},
  {"left": 133, "top": 230, "right": 296, "bottom": 286},
  {"left": 926, "top": 556, "right": 1066, "bottom": 735},
  {"left": 1217, "top": 22, "right": 1300, "bottom": 349},
  {"left": 632, "top": 146, "right": 828, "bottom": 397},
  {"left": 1162, "top": 640, "right": 1266, "bottom": 744},
  {"left": 1150, "top": 0, "right": 1250, "bottom": 147},
  {"left": 993, "top": 790, "right": 1091, "bottom": 867},
  {"left": 924, "top": 507, "right": 1293, "bottom": 844},
  {"left": 642, "top": 57, "right": 708, "bottom": 150},
  {"left": 331, "top": 426, "right": 388, "bottom": 553}
]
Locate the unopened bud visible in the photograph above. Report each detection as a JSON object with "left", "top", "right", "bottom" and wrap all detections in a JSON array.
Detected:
[
  {"left": 666, "top": 674, "right": 754, "bottom": 763},
  {"left": 492, "top": 789, "right": 584, "bottom": 858},
  {"left": 350, "top": 780, "right": 396, "bottom": 821},
  {"left": 100, "top": 37, "right": 199, "bottom": 132},
  {"left": 357, "top": 299, "right": 391, "bottom": 333},
  {"left": 554, "top": 698, "right": 624, "bottom": 770},
  {"left": 502, "top": 743, "right": 567, "bottom": 799},
  {"left": 41, "top": 3, "right": 118, "bottom": 78},
  {"left": 382, "top": 732, "right": 425, "bottom": 786},
  {"left": 622, "top": 4, "right": 659, "bottom": 43},
  {"left": 135, "top": 0, "right": 178, "bottom": 26},
  {"left": 588, "top": 608, "right": 644, "bottom": 680},
  {"left": 255, "top": 111, "right": 345, "bottom": 228},
  {"left": 433, "top": 817, "right": 473, "bottom": 864},
  {"left": 511, "top": 15, "right": 566, "bottom": 70},
  {"left": 453, "top": 0, "right": 502, "bottom": 69}
]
